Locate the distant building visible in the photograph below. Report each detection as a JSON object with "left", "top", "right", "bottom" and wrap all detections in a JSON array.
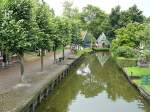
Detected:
[
  {"left": 96, "top": 33, "right": 110, "bottom": 48},
  {"left": 82, "top": 31, "right": 95, "bottom": 48}
]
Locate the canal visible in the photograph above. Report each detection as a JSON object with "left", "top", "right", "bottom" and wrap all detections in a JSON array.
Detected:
[{"left": 36, "top": 52, "right": 150, "bottom": 112}]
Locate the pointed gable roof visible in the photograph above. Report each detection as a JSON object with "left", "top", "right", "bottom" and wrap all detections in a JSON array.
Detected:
[{"left": 96, "top": 32, "right": 110, "bottom": 45}]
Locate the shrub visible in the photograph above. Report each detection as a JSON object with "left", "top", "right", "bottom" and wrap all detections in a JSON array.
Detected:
[
  {"left": 142, "top": 50, "right": 150, "bottom": 61},
  {"left": 114, "top": 46, "right": 136, "bottom": 58}
]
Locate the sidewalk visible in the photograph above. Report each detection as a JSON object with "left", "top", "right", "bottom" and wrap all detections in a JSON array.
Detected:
[
  {"left": 0, "top": 50, "right": 80, "bottom": 112},
  {"left": 0, "top": 50, "right": 70, "bottom": 94}
]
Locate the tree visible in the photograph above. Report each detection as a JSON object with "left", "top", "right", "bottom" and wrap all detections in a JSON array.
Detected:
[
  {"left": 6, "top": 0, "right": 33, "bottom": 32},
  {"left": 143, "top": 22, "right": 150, "bottom": 49},
  {"left": 0, "top": 11, "right": 29, "bottom": 80},
  {"left": 60, "top": 17, "right": 72, "bottom": 58},
  {"left": 108, "top": 5, "right": 145, "bottom": 40},
  {"left": 109, "top": 6, "right": 121, "bottom": 28},
  {"left": 81, "top": 5, "right": 109, "bottom": 39},
  {"left": 0, "top": 0, "right": 6, "bottom": 9},
  {"left": 53, "top": 17, "right": 72, "bottom": 59},
  {"left": 107, "top": 6, "right": 121, "bottom": 39},
  {"left": 35, "top": 1, "right": 53, "bottom": 71},
  {"left": 1, "top": 0, "right": 34, "bottom": 80},
  {"left": 119, "top": 5, "right": 145, "bottom": 27},
  {"left": 62, "top": 0, "right": 80, "bottom": 20},
  {"left": 63, "top": 0, "right": 82, "bottom": 50},
  {"left": 63, "top": 0, "right": 73, "bottom": 18},
  {"left": 70, "top": 19, "right": 82, "bottom": 48},
  {"left": 146, "top": 17, "right": 150, "bottom": 23},
  {"left": 0, "top": 0, "right": 4, "bottom": 49},
  {"left": 51, "top": 17, "right": 62, "bottom": 63},
  {"left": 112, "top": 22, "right": 144, "bottom": 57}
]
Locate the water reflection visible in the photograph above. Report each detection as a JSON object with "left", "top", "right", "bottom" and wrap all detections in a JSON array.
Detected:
[
  {"left": 76, "top": 64, "right": 91, "bottom": 76},
  {"left": 36, "top": 52, "right": 150, "bottom": 112},
  {"left": 96, "top": 52, "right": 110, "bottom": 67}
]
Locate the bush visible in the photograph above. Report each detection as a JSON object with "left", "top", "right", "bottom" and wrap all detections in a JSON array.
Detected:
[
  {"left": 114, "top": 46, "right": 136, "bottom": 58},
  {"left": 142, "top": 50, "right": 150, "bottom": 61}
]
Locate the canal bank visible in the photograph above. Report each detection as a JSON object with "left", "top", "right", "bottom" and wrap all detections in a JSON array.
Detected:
[
  {"left": 0, "top": 54, "right": 84, "bottom": 112},
  {"left": 115, "top": 57, "right": 150, "bottom": 101},
  {"left": 36, "top": 52, "right": 150, "bottom": 112}
]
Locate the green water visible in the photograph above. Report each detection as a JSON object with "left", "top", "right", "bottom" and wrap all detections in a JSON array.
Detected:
[{"left": 36, "top": 52, "right": 150, "bottom": 112}]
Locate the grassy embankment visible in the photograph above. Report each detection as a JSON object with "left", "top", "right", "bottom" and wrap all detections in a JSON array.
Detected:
[
  {"left": 76, "top": 48, "right": 93, "bottom": 56},
  {"left": 116, "top": 56, "right": 150, "bottom": 94}
]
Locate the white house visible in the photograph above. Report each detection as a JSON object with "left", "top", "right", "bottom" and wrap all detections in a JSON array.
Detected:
[{"left": 96, "top": 33, "right": 110, "bottom": 48}]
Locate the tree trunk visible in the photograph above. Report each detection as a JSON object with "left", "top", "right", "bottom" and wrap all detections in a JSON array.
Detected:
[
  {"left": 17, "top": 54, "right": 24, "bottom": 81},
  {"left": 91, "top": 40, "right": 93, "bottom": 48},
  {"left": 53, "top": 45, "right": 57, "bottom": 63},
  {"left": 2, "top": 50, "right": 7, "bottom": 68},
  {"left": 41, "top": 49, "right": 44, "bottom": 71},
  {"left": 62, "top": 46, "right": 65, "bottom": 60},
  {"left": 54, "top": 50, "right": 56, "bottom": 63}
]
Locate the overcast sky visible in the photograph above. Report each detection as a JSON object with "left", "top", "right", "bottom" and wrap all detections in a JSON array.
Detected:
[{"left": 44, "top": 0, "right": 150, "bottom": 17}]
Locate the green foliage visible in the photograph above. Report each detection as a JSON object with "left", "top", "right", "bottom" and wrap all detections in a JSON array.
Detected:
[
  {"left": 52, "top": 17, "right": 65, "bottom": 49},
  {"left": 110, "top": 6, "right": 146, "bottom": 58},
  {"left": 0, "top": 0, "right": 92, "bottom": 74},
  {"left": 0, "top": 0, "right": 148, "bottom": 60},
  {"left": 109, "top": 6, "right": 121, "bottom": 28},
  {"left": 70, "top": 19, "right": 82, "bottom": 45},
  {"left": 35, "top": 2, "right": 54, "bottom": 50},
  {"left": 119, "top": 5, "right": 145, "bottom": 27},
  {"left": 0, "top": 0, "right": 35, "bottom": 55},
  {"left": 81, "top": 5, "right": 109, "bottom": 39},
  {"left": 58, "top": 17, "right": 72, "bottom": 47},
  {"left": 76, "top": 48, "right": 92, "bottom": 56},
  {"left": 142, "top": 50, "right": 150, "bottom": 61},
  {"left": 62, "top": 0, "right": 82, "bottom": 45},
  {"left": 6, "top": 0, "right": 33, "bottom": 31},
  {"left": 114, "top": 46, "right": 136, "bottom": 58},
  {"left": 112, "top": 22, "right": 144, "bottom": 56},
  {"left": 108, "top": 5, "right": 145, "bottom": 39},
  {"left": 92, "top": 48, "right": 109, "bottom": 51},
  {"left": 143, "top": 23, "right": 150, "bottom": 49},
  {"left": 63, "top": 0, "right": 80, "bottom": 19},
  {"left": 0, "top": 2, "right": 3, "bottom": 48},
  {"left": 0, "top": 12, "right": 28, "bottom": 55},
  {"left": 146, "top": 17, "right": 150, "bottom": 23},
  {"left": 107, "top": 6, "right": 121, "bottom": 39},
  {"left": 116, "top": 57, "right": 137, "bottom": 67}
]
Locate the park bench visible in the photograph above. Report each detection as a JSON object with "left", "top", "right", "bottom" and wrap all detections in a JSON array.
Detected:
[{"left": 56, "top": 57, "right": 64, "bottom": 64}]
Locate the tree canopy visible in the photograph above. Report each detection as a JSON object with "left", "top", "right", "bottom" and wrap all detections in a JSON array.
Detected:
[
  {"left": 111, "top": 22, "right": 145, "bottom": 57},
  {"left": 81, "top": 5, "right": 109, "bottom": 39},
  {"left": 112, "top": 22, "right": 144, "bottom": 49},
  {"left": 107, "top": 5, "right": 145, "bottom": 40},
  {"left": 0, "top": 0, "right": 149, "bottom": 75}
]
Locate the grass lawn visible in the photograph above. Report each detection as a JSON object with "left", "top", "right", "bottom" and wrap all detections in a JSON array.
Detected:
[
  {"left": 76, "top": 48, "right": 93, "bottom": 56},
  {"left": 133, "top": 79, "right": 150, "bottom": 93},
  {"left": 126, "top": 67, "right": 150, "bottom": 77}
]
